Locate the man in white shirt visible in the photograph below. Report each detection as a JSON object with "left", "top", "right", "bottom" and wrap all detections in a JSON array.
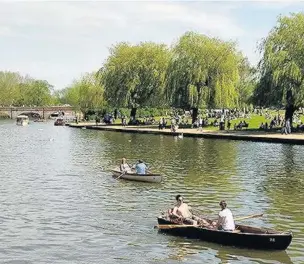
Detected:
[{"left": 217, "top": 200, "right": 235, "bottom": 231}]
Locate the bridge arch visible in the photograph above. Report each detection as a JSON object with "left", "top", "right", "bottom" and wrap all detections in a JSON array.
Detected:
[
  {"left": 0, "top": 106, "right": 77, "bottom": 119},
  {"left": 19, "top": 112, "right": 42, "bottom": 119},
  {"left": 49, "top": 111, "right": 65, "bottom": 119}
]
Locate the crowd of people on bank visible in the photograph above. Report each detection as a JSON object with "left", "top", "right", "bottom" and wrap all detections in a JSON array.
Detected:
[{"left": 90, "top": 107, "right": 304, "bottom": 135}]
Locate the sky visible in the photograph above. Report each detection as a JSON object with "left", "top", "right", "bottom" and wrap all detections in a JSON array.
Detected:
[{"left": 0, "top": 1, "right": 304, "bottom": 90}]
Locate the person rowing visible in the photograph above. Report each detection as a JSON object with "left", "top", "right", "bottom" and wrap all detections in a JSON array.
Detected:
[
  {"left": 168, "top": 195, "right": 212, "bottom": 227},
  {"left": 216, "top": 200, "right": 235, "bottom": 231},
  {"left": 119, "top": 157, "right": 132, "bottom": 173},
  {"left": 169, "top": 195, "right": 198, "bottom": 225},
  {"left": 135, "top": 159, "right": 148, "bottom": 174}
]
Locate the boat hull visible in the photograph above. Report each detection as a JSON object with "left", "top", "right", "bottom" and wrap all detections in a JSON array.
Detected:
[
  {"left": 16, "top": 115, "right": 29, "bottom": 126},
  {"left": 157, "top": 217, "right": 292, "bottom": 250},
  {"left": 112, "top": 170, "right": 162, "bottom": 183},
  {"left": 54, "top": 119, "right": 65, "bottom": 126},
  {"left": 16, "top": 122, "right": 29, "bottom": 126}
]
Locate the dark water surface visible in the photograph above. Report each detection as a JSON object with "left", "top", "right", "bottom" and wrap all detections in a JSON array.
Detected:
[{"left": 0, "top": 120, "right": 303, "bottom": 263}]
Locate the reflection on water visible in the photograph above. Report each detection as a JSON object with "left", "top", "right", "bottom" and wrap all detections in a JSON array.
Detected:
[
  {"left": 0, "top": 120, "right": 303, "bottom": 263},
  {"left": 165, "top": 239, "right": 293, "bottom": 264}
]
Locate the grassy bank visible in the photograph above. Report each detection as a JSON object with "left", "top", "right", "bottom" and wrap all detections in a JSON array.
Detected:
[{"left": 80, "top": 109, "right": 304, "bottom": 131}]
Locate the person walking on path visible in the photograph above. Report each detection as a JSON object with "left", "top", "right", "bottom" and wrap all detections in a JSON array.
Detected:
[
  {"left": 286, "top": 118, "right": 291, "bottom": 134},
  {"left": 198, "top": 117, "right": 203, "bottom": 132}
]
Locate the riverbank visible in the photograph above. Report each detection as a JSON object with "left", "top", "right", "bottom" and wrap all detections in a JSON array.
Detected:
[{"left": 67, "top": 122, "right": 304, "bottom": 145}]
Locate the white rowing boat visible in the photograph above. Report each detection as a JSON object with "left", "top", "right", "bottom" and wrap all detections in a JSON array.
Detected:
[
  {"left": 111, "top": 169, "right": 162, "bottom": 183},
  {"left": 16, "top": 115, "right": 29, "bottom": 126}
]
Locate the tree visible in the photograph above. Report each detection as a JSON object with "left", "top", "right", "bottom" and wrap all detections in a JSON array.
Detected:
[
  {"left": 62, "top": 72, "right": 104, "bottom": 115},
  {"left": 51, "top": 89, "right": 66, "bottom": 105},
  {"left": 23, "top": 80, "right": 54, "bottom": 106},
  {"left": 236, "top": 57, "right": 257, "bottom": 108},
  {"left": 0, "top": 71, "right": 56, "bottom": 107},
  {"left": 166, "top": 32, "right": 240, "bottom": 123},
  {"left": 101, "top": 42, "right": 171, "bottom": 119},
  {"left": 258, "top": 13, "right": 304, "bottom": 123},
  {"left": 0, "top": 71, "right": 22, "bottom": 106},
  {"left": 252, "top": 70, "right": 282, "bottom": 108}
]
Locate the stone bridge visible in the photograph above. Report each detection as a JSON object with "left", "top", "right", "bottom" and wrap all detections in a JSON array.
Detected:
[{"left": 0, "top": 106, "right": 77, "bottom": 119}]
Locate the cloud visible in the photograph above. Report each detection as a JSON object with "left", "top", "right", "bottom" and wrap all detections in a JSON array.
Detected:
[
  {"left": 0, "top": 1, "right": 244, "bottom": 40},
  {"left": 0, "top": 26, "right": 11, "bottom": 36},
  {"left": 140, "top": 2, "right": 244, "bottom": 38},
  {"left": 0, "top": 1, "right": 303, "bottom": 89}
]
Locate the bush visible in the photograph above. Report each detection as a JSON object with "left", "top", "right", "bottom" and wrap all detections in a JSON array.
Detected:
[{"left": 0, "top": 112, "right": 10, "bottom": 119}]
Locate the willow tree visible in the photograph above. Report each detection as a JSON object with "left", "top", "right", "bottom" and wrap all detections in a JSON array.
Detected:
[
  {"left": 258, "top": 13, "right": 304, "bottom": 123},
  {"left": 166, "top": 32, "right": 240, "bottom": 123},
  {"left": 100, "top": 42, "right": 171, "bottom": 119},
  {"left": 62, "top": 72, "right": 104, "bottom": 114},
  {"left": 0, "top": 71, "right": 54, "bottom": 107},
  {"left": 20, "top": 79, "right": 54, "bottom": 106},
  {"left": 236, "top": 57, "right": 257, "bottom": 108},
  {"left": 252, "top": 70, "right": 282, "bottom": 108},
  {"left": 0, "top": 71, "right": 22, "bottom": 106}
]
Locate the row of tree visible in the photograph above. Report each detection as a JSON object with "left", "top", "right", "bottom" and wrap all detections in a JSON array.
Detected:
[
  {"left": 55, "top": 72, "right": 104, "bottom": 114},
  {"left": 60, "top": 32, "right": 256, "bottom": 122},
  {"left": 0, "top": 71, "right": 55, "bottom": 107},
  {"left": 100, "top": 33, "right": 257, "bottom": 122},
  {"left": 1, "top": 13, "right": 303, "bottom": 123}
]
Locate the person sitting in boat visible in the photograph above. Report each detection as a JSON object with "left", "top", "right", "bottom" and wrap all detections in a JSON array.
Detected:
[
  {"left": 169, "top": 195, "right": 197, "bottom": 225},
  {"left": 217, "top": 200, "right": 235, "bottom": 231},
  {"left": 120, "top": 158, "right": 132, "bottom": 173},
  {"left": 135, "top": 160, "right": 148, "bottom": 174}
]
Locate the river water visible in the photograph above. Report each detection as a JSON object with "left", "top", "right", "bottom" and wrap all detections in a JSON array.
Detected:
[{"left": 0, "top": 120, "right": 303, "bottom": 264}]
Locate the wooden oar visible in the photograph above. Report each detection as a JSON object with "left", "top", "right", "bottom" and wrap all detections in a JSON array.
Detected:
[
  {"left": 155, "top": 224, "right": 196, "bottom": 229},
  {"left": 208, "top": 213, "right": 264, "bottom": 223},
  {"left": 155, "top": 213, "right": 263, "bottom": 229},
  {"left": 235, "top": 213, "right": 263, "bottom": 221},
  {"left": 116, "top": 171, "right": 126, "bottom": 179}
]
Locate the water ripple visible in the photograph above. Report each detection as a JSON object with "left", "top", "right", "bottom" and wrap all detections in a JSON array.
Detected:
[{"left": 0, "top": 121, "right": 302, "bottom": 263}]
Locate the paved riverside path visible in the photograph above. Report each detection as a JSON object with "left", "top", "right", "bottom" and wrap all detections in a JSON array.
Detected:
[{"left": 67, "top": 123, "right": 304, "bottom": 145}]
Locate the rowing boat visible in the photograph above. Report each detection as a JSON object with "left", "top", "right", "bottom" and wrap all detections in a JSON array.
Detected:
[
  {"left": 157, "top": 217, "right": 292, "bottom": 250},
  {"left": 111, "top": 169, "right": 162, "bottom": 183}
]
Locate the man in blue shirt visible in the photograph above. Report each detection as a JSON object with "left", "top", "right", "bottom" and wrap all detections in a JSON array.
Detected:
[{"left": 135, "top": 160, "right": 148, "bottom": 174}]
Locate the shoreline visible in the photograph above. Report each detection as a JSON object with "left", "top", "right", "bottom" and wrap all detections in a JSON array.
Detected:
[{"left": 67, "top": 123, "right": 304, "bottom": 145}]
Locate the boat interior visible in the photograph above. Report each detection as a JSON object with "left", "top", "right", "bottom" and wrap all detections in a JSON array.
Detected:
[
  {"left": 159, "top": 215, "right": 287, "bottom": 235},
  {"left": 235, "top": 225, "right": 283, "bottom": 234}
]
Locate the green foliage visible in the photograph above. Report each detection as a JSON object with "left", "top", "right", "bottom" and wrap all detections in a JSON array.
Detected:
[
  {"left": 61, "top": 72, "right": 104, "bottom": 113},
  {"left": 166, "top": 32, "right": 241, "bottom": 109},
  {"left": 101, "top": 42, "right": 171, "bottom": 109},
  {"left": 100, "top": 107, "right": 169, "bottom": 118},
  {"left": 0, "top": 71, "right": 23, "bottom": 106},
  {"left": 0, "top": 71, "right": 54, "bottom": 106},
  {"left": 19, "top": 80, "right": 54, "bottom": 106},
  {"left": 236, "top": 58, "right": 257, "bottom": 107},
  {"left": 257, "top": 13, "right": 304, "bottom": 111},
  {"left": 136, "top": 108, "right": 167, "bottom": 117}
]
